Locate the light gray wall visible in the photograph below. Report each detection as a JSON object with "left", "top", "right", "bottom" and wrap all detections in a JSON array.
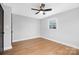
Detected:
[
  {"left": 40, "top": 7, "right": 79, "bottom": 48},
  {"left": 1, "top": 4, "right": 79, "bottom": 50},
  {"left": 12, "top": 14, "right": 40, "bottom": 42},
  {"left": 1, "top": 4, "right": 12, "bottom": 50}
]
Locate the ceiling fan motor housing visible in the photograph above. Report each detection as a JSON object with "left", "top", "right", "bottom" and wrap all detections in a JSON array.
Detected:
[{"left": 41, "top": 3, "right": 45, "bottom": 8}]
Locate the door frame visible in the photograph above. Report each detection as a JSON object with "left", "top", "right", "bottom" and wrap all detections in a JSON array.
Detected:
[
  {"left": 11, "top": 14, "right": 13, "bottom": 45},
  {"left": 0, "top": 4, "right": 4, "bottom": 54}
]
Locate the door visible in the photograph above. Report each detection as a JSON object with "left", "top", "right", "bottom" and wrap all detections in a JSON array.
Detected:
[{"left": 0, "top": 4, "right": 4, "bottom": 54}]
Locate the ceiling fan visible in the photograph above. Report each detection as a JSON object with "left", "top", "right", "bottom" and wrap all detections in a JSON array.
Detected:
[{"left": 31, "top": 3, "right": 52, "bottom": 15}]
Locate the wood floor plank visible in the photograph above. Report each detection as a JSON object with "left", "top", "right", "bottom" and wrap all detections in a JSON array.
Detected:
[{"left": 3, "top": 38, "right": 79, "bottom": 55}]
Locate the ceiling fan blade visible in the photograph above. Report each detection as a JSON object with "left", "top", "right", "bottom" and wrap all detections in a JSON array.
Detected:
[
  {"left": 31, "top": 8, "right": 39, "bottom": 11},
  {"left": 43, "top": 9, "right": 52, "bottom": 11},
  {"left": 35, "top": 11, "right": 40, "bottom": 14}
]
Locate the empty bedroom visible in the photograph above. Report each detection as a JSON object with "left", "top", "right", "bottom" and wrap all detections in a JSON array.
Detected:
[{"left": 0, "top": 3, "right": 79, "bottom": 55}]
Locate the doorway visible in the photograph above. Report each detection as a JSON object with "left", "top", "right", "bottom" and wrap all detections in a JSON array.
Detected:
[{"left": 0, "top": 4, "right": 4, "bottom": 54}]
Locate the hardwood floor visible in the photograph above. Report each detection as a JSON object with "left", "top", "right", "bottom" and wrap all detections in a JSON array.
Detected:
[{"left": 3, "top": 38, "right": 79, "bottom": 55}]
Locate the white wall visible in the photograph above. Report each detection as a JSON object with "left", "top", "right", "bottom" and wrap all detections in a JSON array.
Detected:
[
  {"left": 1, "top": 4, "right": 12, "bottom": 50},
  {"left": 12, "top": 14, "right": 40, "bottom": 42},
  {"left": 40, "top": 7, "right": 79, "bottom": 48}
]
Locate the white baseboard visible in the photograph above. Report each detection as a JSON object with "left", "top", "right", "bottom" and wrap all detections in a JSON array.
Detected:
[
  {"left": 4, "top": 45, "right": 12, "bottom": 51},
  {"left": 4, "top": 36, "right": 40, "bottom": 51},
  {"left": 5, "top": 36, "right": 79, "bottom": 51},
  {"left": 41, "top": 36, "right": 79, "bottom": 49},
  {"left": 13, "top": 36, "right": 41, "bottom": 42}
]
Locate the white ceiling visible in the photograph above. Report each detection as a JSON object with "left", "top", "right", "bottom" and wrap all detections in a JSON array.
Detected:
[{"left": 4, "top": 3, "right": 79, "bottom": 19}]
